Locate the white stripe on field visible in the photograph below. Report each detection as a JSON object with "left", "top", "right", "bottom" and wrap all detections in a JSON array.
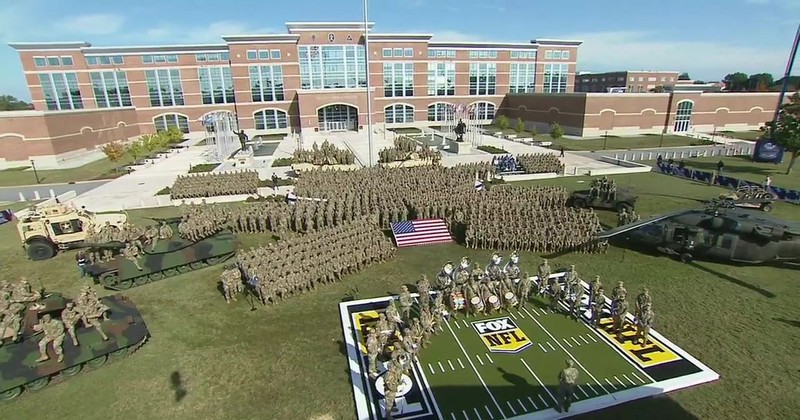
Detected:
[{"left": 520, "top": 359, "right": 558, "bottom": 405}]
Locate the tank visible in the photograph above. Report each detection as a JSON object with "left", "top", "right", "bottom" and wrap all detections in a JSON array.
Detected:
[
  {"left": 85, "top": 219, "right": 237, "bottom": 291},
  {"left": 0, "top": 293, "right": 149, "bottom": 402}
]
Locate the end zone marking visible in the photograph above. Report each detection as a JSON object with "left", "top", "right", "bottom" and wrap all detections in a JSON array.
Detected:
[
  {"left": 476, "top": 354, "right": 485, "bottom": 366},
  {"left": 473, "top": 407, "right": 483, "bottom": 420},
  {"left": 604, "top": 378, "right": 617, "bottom": 390},
  {"left": 520, "top": 359, "right": 559, "bottom": 405},
  {"left": 522, "top": 308, "right": 610, "bottom": 395},
  {"left": 577, "top": 384, "right": 589, "bottom": 398},
  {"left": 622, "top": 373, "right": 637, "bottom": 386},
  {"left": 448, "top": 360, "right": 455, "bottom": 371},
  {"left": 429, "top": 363, "right": 436, "bottom": 375},
  {"left": 527, "top": 396, "right": 538, "bottom": 410},
  {"left": 537, "top": 343, "right": 547, "bottom": 352},
  {"left": 614, "top": 376, "right": 626, "bottom": 388},
  {"left": 506, "top": 401, "right": 517, "bottom": 415},
  {"left": 580, "top": 335, "right": 589, "bottom": 344},
  {"left": 457, "top": 358, "right": 465, "bottom": 369},
  {"left": 444, "top": 320, "right": 506, "bottom": 417},
  {"left": 438, "top": 361, "right": 445, "bottom": 373},
  {"left": 485, "top": 353, "right": 495, "bottom": 364},
  {"left": 571, "top": 337, "right": 581, "bottom": 346}
]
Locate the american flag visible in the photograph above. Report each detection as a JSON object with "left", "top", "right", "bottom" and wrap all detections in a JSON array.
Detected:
[{"left": 390, "top": 219, "right": 453, "bottom": 247}]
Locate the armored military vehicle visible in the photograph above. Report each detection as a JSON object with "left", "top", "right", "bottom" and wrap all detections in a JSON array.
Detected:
[
  {"left": 0, "top": 292, "right": 149, "bottom": 401},
  {"left": 85, "top": 219, "right": 237, "bottom": 291},
  {"left": 719, "top": 185, "right": 776, "bottom": 212},
  {"left": 569, "top": 188, "right": 638, "bottom": 212},
  {"left": 16, "top": 201, "right": 126, "bottom": 261}
]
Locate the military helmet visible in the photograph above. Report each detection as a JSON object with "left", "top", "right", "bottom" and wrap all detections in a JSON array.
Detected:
[
  {"left": 595, "top": 275, "right": 601, "bottom": 280},
  {"left": 66, "top": 302, "right": 74, "bottom": 308},
  {"left": 566, "top": 359, "right": 575, "bottom": 367},
  {"left": 570, "top": 264, "right": 575, "bottom": 269}
]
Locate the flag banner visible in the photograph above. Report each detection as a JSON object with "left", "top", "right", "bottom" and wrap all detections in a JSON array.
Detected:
[
  {"left": 390, "top": 219, "right": 453, "bottom": 247},
  {"left": 0, "top": 209, "right": 13, "bottom": 225}
]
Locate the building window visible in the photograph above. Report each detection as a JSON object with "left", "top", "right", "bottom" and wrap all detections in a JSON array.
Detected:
[
  {"left": 469, "top": 63, "right": 497, "bottom": 95},
  {"left": 403, "top": 48, "right": 413, "bottom": 58},
  {"left": 545, "top": 51, "right": 553, "bottom": 59},
  {"left": 154, "top": 114, "right": 189, "bottom": 133},
  {"left": 383, "top": 62, "right": 414, "bottom": 97},
  {"left": 473, "top": 102, "right": 496, "bottom": 120},
  {"left": 198, "top": 66, "right": 235, "bottom": 104},
  {"left": 33, "top": 57, "right": 46, "bottom": 67},
  {"left": 145, "top": 69, "right": 185, "bottom": 107},
  {"left": 61, "top": 56, "right": 74, "bottom": 66},
  {"left": 562, "top": 50, "right": 570, "bottom": 60},
  {"left": 427, "top": 103, "right": 453, "bottom": 122},
  {"left": 427, "top": 62, "right": 455, "bottom": 96},
  {"left": 648, "top": 77, "right": 656, "bottom": 81},
  {"left": 196, "top": 53, "right": 230, "bottom": 62},
  {"left": 258, "top": 50, "right": 269, "bottom": 60},
  {"left": 253, "top": 109, "right": 288, "bottom": 130},
  {"left": 384, "top": 104, "right": 414, "bottom": 124},
  {"left": 90, "top": 71, "right": 132, "bottom": 108},
  {"left": 553, "top": 51, "right": 562, "bottom": 60},
  {"left": 392, "top": 48, "right": 402, "bottom": 57},
  {"left": 38, "top": 73, "right": 83, "bottom": 110},
  {"left": 509, "top": 63, "right": 536, "bottom": 93},
  {"left": 509, "top": 51, "right": 536, "bottom": 59},
  {"left": 638, "top": 77, "right": 644, "bottom": 81},
  {"left": 383, "top": 48, "right": 392, "bottom": 58},
  {"left": 298, "top": 45, "right": 367, "bottom": 90},
  {"left": 142, "top": 54, "right": 179, "bottom": 64},
  {"left": 543, "top": 64, "right": 569, "bottom": 93},
  {"left": 674, "top": 101, "right": 694, "bottom": 132},
  {"left": 271, "top": 50, "right": 281, "bottom": 60},
  {"left": 47, "top": 57, "right": 61, "bottom": 66},
  {"left": 249, "top": 65, "right": 285, "bottom": 102},
  {"left": 247, "top": 50, "right": 257, "bottom": 60}
]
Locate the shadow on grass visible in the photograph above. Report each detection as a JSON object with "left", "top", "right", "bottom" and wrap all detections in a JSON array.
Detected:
[
  {"left": 571, "top": 394, "right": 699, "bottom": 420},
  {"left": 688, "top": 262, "right": 776, "bottom": 298},
  {"left": 170, "top": 371, "right": 187, "bottom": 402},
  {"left": 773, "top": 317, "right": 800, "bottom": 329}
]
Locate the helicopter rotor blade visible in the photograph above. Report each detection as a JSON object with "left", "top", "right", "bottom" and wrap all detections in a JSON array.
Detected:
[{"left": 593, "top": 209, "right": 693, "bottom": 240}]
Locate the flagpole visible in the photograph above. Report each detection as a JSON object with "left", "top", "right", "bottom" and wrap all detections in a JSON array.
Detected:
[
  {"left": 771, "top": 23, "right": 800, "bottom": 127},
  {"left": 363, "top": 0, "right": 374, "bottom": 167}
]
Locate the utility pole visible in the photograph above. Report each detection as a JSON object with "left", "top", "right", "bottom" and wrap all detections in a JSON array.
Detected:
[
  {"left": 29, "top": 159, "right": 40, "bottom": 184},
  {"left": 603, "top": 130, "right": 608, "bottom": 150},
  {"left": 770, "top": 23, "right": 800, "bottom": 129}
]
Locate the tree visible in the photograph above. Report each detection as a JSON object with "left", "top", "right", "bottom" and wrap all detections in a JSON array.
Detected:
[
  {"left": 100, "top": 141, "right": 126, "bottom": 162},
  {"left": 497, "top": 115, "right": 510, "bottom": 130},
  {"left": 164, "top": 126, "right": 184, "bottom": 143},
  {"left": 126, "top": 140, "right": 146, "bottom": 162},
  {"left": 678, "top": 73, "right": 691, "bottom": 81},
  {"left": 530, "top": 126, "right": 537, "bottom": 138},
  {"left": 769, "top": 92, "right": 800, "bottom": 174},
  {"left": 723, "top": 72, "right": 748, "bottom": 91},
  {"left": 515, "top": 117, "right": 526, "bottom": 133},
  {"left": 748, "top": 73, "right": 774, "bottom": 91},
  {"left": 0, "top": 95, "right": 32, "bottom": 111},
  {"left": 549, "top": 122, "right": 565, "bottom": 140}
]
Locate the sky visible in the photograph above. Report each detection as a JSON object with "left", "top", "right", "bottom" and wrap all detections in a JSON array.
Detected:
[{"left": 1, "top": 0, "right": 798, "bottom": 101}]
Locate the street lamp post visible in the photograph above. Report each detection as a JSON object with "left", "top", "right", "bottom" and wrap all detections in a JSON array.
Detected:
[
  {"left": 363, "top": 0, "right": 374, "bottom": 167},
  {"left": 603, "top": 131, "right": 608, "bottom": 150},
  {"left": 29, "top": 159, "right": 40, "bottom": 184}
]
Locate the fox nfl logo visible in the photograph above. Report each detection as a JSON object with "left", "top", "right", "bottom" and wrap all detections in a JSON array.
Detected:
[{"left": 471, "top": 317, "right": 532, "bottom": 354}]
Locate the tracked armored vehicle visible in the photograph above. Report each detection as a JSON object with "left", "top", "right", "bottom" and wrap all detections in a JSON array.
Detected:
[
  {"left": 86, "top": 219, "right": 237, "bottom": 291},
  {"left": 0, "top": 292, "right": 149, "bottom": 401}
]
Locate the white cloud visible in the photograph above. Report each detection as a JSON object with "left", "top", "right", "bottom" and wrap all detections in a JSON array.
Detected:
[
  {"left": 56, "top": 14, "right": 126, "bottom": 36},
  {"left": 560, "top": 31, "right": 789, "bottom": 81},
  {"left": 140, "top": 20, "right": 277, "bottom": 44}
]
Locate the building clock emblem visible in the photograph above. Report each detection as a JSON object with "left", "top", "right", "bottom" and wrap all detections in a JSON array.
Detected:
[{"left": 328, "top": 33, "right": 335, "bottom": 42}]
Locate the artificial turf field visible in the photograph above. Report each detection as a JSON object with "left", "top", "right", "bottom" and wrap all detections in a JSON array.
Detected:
[{"left": 342, "top": 273, "right": 718, "bottom": 420}]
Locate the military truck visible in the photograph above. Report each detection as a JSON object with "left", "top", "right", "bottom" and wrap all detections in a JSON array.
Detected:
[
  {"left": 569, "top": 188, "right": 638, "bottom": 212},
  {"left": 0, "top": 292, "right": 149, "bottom": 401},
  {"left": 16, "top": 202, "right": 126, "bottom": 261},
  {"left": 86, "top": 218, "right": 237, "bottom": 291},
  {"left": 719, "top": 186, "right": 776, "bottom": 212}
]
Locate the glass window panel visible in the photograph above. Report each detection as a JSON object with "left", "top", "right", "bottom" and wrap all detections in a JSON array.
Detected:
[
  {"left": 393, "top": 48, "right": 402, "bottom": 57},
  {"left": 404, "top": 48, "right": 413, "bottom": 57},
  {"left": 196, "top": 54, "right": 207, "bottom": 62},
  {"left": 259, "top": 50, "right": 269, "bottom": 60},
  {"left": 34, "top": 57, "right": 46, "bottom": 67},
  {"left": 270, "top": 50, "right": 281, "bottom": 59},
  {"left": 254, "top": 109, "right": 288, "bottom": 130},
  {"left": 47, "top": 57, "right": 60, "bottom": 66},
  {"left": 562, "top": 50, "right": 570, "bottom": 60},
  {"left": 145, "top": 68, "right": 185, "bottom": 106},
  {"left": 247, "top": 51, "right": 257, "bottom": 60},
  {"left": 61, "top": 56, "right": 73, "bottom": 66},
  {"left": 143, "top": 56, "right": 153, "bottom": 64}
]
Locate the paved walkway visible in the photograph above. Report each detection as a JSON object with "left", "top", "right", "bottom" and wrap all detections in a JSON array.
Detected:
[{"left": 0, "top": 180, "right": 109, "bottom": 202}]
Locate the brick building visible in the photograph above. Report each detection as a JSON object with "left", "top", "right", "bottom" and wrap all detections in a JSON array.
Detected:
[{"left": 575, "top": 71, "right": 680, "bottom": 93}]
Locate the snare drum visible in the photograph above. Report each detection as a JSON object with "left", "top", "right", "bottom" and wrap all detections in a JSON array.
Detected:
[
  {"left": 488, "top": 295, "right": 500, "bottom": 309},
  {"left": 450, "top": 292, "right": 466, "bottom": 310},
  {"left": 504, "top": 292, "right": 518, "bottom": 307},
  {"left": 470, "top": 296, "right": 484, "bottom": 311}
]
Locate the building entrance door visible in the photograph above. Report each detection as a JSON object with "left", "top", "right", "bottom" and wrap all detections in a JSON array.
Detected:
[{"left": 318, "top": 105, "right": 358, "bottom": 132}]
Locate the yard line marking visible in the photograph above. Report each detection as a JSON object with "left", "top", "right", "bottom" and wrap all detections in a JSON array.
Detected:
[
  {"left": 451, "top": 412, "right": 458, "bottom": 420},
  {"left": 520, "top": 359, "right": 559, "bottom": 405},
  {"left": 622, "top": 373, "right": 637, "bottom": 386},
  {"left": 517, "top": 310, "right": 526, "bottom": 318},
  {"left": 522, "top": 308, "right": 610, "bottom": 395},
  {"left": 586, "top": 333, "right": 597, "bottom": 343},
  {"left": 563, "top": 338, "right": 573, "bottom": 348},
  {"left": 463, "top": 320, "right": 469, "bottom": 328},
  {"left": 527, "top": 396, "right": 538, "bottom": 410},
  {"left": 462, "top": 409, "right": 470, "bottom": 420},
  {"left": 517, "top": 398, "right": 526, "bottom": 412},
  {"left": 586, "top": 383, "right": 599, "bottom": 395},
  {"left": 428, "top": 363, "right": 436, "bottom": 375},
  {"left": 577, "top": 384, "right": 589, "bottom": 398},
  {"left": 455, "top": 321, "right": 462, "bottom": 330},
  {"left": 506, "top": 401, "right": 517, "bottom": 415},
  {"left": 630, "top": 371, "right": 645, "bottom": 383},
  {"left": 529, "top": 307, "right": 539, "bottom": 316},
  {"left": 580, "top": 335, "right": 589, "bottom": 344},
  {"left": 571, "top": 336, "right": 582, "bottom": 346},
  {"left": 547, "top": 342, "right": 556, "bottom": 351},
  {"left": 538, "top": 394, "right": 549, "bottom": 408},
  {"left": 614, "top": 376, "right": 626, "bottom": 388},
  {"left": 473, "top": 407, "right": 483, "bottom": 420},
  {"left": 484, "top": 405, "right": 494, "bottom": 420},
  {"left": 484, "top": 353, "right": 494, "bottom": 364},
  {"left": 438, "top": 361, "right": 445, "bottom": 373},
  {"left": 604, "top": 378, "right": 617, "bottom": 390},
  {"left": 448, "top": 360, "right": 455, "bottom": 371},
  {"left": 537, "top": 343, "right": 547, "bottom": 352},
  {"left": 509, "top": 311, "right": 518, "bottom": 320},
  {"left": 444, "top": 320, "right": 506, "bottom": 418},
  {"left": 475, "top": 354, "right": 484, "bottom": 366},
  {"left": 457, "top": 358, "right": 465, "bottom": 369}
]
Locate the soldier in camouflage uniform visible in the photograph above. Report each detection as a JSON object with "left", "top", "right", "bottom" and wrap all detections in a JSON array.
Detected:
[
  {"left": 122, "top": 243, "right": 143, "bottom": 271},
  {"left": 158, "top": 221, "right": 173, "bottom": 240},
  {"left": 398, "top": 285, "right": 413, "bottom": 323},
  {"left": 220, "top": 268, "right": 238, "bottom": 303},
  {"left": 636, "top": 305, "right": 654, "bottom": 346},
  {"left": 611, "top": 283, "right": 629, "bottom": 338},
  {"left": 549, "top": 279, "right": 563, "bottom": 311},
  {"left": 401, "top": 327, "right": 418, "bottom": 358},
  {"left": 635, "top": 288, "right": 652, "bottom": 320},
  {"left": 61, "top": 302, "right": 82, "bottom": 347},
  {"left": 557, "top": 359, "right": 580, "bottom": 413},
  {"left": 375, "top": 313, "right": 392, "bottom": 348},
  {"left": 517, "top": 272, "right": 532, "bottom": 309},
  {"left": 34, "top": 314, "right": 66, "bottom": 363},
  {"left": 537, "top": 259, "right": 551, "bottom": 296},
  {"left": 383, "top": 364, "right": 401, "bottom": 420},
  {"left": 385, "top": 302, "right": 402, "bottom": 333},
  {"left": 416, "top": 275, "right": 431, "bottom": 310},
  {"left": 366, "top": 328, "right": 381, "bottom": 378}
]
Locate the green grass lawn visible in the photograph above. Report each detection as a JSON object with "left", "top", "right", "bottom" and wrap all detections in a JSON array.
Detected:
[
  {"left": 640, "top": 155, "right": 800, "bottom": 191},
  {"left": 718, "top": 130, "right": 763, "bottom": 141},
  {"left": 0, "top": 154, "right": 137, "bottom": 187},
  {"left": 0, "top": 173, "right": 798, "bottom": 419},
  {"left": 547, "top": 135, "right": 713, "bottom": 152}
]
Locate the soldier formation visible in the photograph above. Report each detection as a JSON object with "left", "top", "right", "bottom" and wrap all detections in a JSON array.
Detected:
[
  {"left": 222, "top": 217, "right": 396, "bottom": 306},
  {"left": 170, "top": 170, "right": 259, "bottom": 200},
  {"left": 617, "top": 207, "right": 641, "bottom": 227},
  {"left": 292, "top": 140, "right": 356, "bottom": 166},
  {"left": 378, "top": 136, "right": 441, "bottom": 164},
  {"left": 516, "top": 153, "right": 565, "bottom": 175},
  {"left": 589, "top": 176, "right": 618, "bottom": 201},
  {"left": 82, "top": 220, "right": 174, "bottom": 268},
  {"left": 1, "top": 283, "right": 109, "bottom": 363}
]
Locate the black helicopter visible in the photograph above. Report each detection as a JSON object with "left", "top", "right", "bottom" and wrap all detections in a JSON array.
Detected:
[{"left": 594, "top": 199, "right": 800, "bottom": 265}]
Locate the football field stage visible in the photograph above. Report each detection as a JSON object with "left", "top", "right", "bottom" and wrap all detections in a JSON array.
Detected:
[{"left": 340, "top": 273, "right": 719, "bottom": 420}]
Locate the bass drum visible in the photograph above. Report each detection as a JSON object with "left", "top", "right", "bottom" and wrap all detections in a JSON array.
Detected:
[
  {"left": 488, "top": 295, "right": 500, "bottom": 310},
  {"left": 450, "top": 291, "right": 466, "bottom": 310},
  {"left": 470, "top": 296, "right": 484, "bottom": 311},
  {"left": 504, "top": 292, "right": 518, "bottom": 307}
]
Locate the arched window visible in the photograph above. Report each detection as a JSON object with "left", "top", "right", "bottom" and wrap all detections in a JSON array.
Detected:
[
  {"left": 153, "top": 114, "right": 189, "bottom": 133},
  {"left": 473, "top": 102, "right": 496, "bottom": 120},
  {"left": 427, "top": 103, "right": 454, "bottom": 122},
  {"left": 254, "top": 109, "right": 289, "bottom": 130},
  {"left": 385, "top": 104, "right": 414, "bottom": 124},
  {"left": 674, "top": 101, "right": 694, "bottom": 132}
]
